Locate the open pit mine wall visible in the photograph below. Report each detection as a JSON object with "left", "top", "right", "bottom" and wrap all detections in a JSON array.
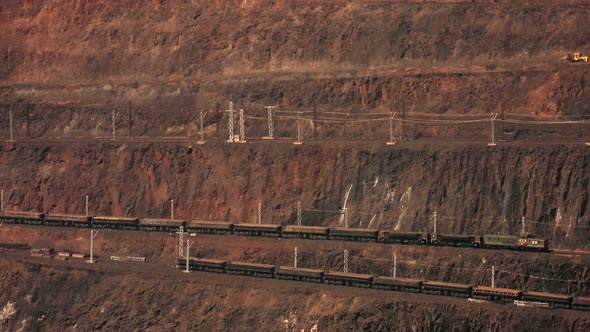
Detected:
[
  {"left": 0, "top": 258, "right": 588, "bottom": 332},
  {"left": 1, "top": 65, "right": 589, "bottom": 137},
  {"left": 1, "top": 1, "right": 590, "bottom": 116},
  {"left": 2, "top": 0, "right": 589, "bottom": 81},
  {"left": 0, "top": 142, "right": 588, "bottom": 248}
]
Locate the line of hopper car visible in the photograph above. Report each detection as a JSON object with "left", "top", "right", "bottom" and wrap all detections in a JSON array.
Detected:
[
  {"left": 0, "top": 211, "right": 549, "bottom": 251},
  {"left": 177, "top": 258, "right": 590, "bottom": 311}
]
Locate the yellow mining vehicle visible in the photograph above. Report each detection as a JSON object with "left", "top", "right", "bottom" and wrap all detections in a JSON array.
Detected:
[{"left": 565, "top": 52, "right": 589, "bottom": 63}]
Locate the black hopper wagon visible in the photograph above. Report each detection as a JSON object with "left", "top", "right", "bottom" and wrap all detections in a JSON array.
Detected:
[
  {"left": 0, "top": 211, "right": 44, "bottom": 225},
  {"left": 323, "top": 271, "right": 373, "bottom": 288},
  {"left": 522, "top": 291, "right": 573, "bottom": 309},
  {"left": 92, "top": 216, "right": 139, "bottom": 230},
  {"left": 572, "top": 297, "right": 590, "bottom": 311},
  {"left": 430, "top": 234, "right": 479, "bottom": 247},
  {"left": 45, "top": 213, "right": 91, "bottom": 227},
  {"left": 275, "top": 266, "right": 324, "bottom": 283},
  {"left": 378, "top": 231, "right": 429, "bottom": 244},
  {"left": 177, "top": 258, "right": 226, "bottom": 273},
  {"left": 186, "top": 221, "right": 233, "bottom": 234},
  {"left": 139, "top": 218, "right": 184, "bottom": 232},
  {"left": 473, "top": 286, "right": 522, "bottom": 301},
  {"left": 281, "top": 225, "right": 329, "bottom": 239},
  {"left": 329, "top": 228, "right": 378, "bottom": 242},
  {"left": 422, "top": 281, "right": 473, "bottom": 298},
  {"left": 225, "top": 262, "right": 275, "bottom": 278},
  {"left": 373, "top": 276, "right": 423, "bottom": 293},
  {"left": 232, "top": 223, "right": 281, "bottom": 237}
]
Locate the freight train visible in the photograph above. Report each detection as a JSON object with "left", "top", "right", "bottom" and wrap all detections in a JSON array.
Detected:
[
  {"left": 0, "top": 211, "right": 549, "bottom": 251},
  {"left": 177, "top": 258, "right": 590, "bottom": 311}
]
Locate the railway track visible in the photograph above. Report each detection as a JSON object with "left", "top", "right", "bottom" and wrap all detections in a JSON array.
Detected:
[
  {"left": 175, "top": 258, "right": 590, "bottom": 312},
  {"left": 0, "top": 248, "right": 587, "bottom": 315},
  {"left": 0, "top": 211, "right": 571, "bottom": 255}
]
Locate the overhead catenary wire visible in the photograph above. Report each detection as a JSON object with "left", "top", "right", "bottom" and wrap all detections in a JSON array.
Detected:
[
  {"left": 246, "top": 114, "right": 590, "bottom": 125},
  {"left": 351, "top": 254, "right": 589, "bottom": 283},
  {"left": 270, "top": 109, "right": 590, "bottom": 120}
]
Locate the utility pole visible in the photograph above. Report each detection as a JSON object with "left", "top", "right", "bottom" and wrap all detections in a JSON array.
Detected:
[
  {"left": 197, "top": 110, "right": 206, "bottom": 145},
  {"left": 85, "top": 195, "right": 89, "bottom": 216},
  {"left": 171, "top": 199, "right": 175, "bottom": 220},
  {"left": 177, "top": 226, "right": 184, "bottom": 258},
  {"left": 1, "top": 190, "right": 4, "bottom": 211},
  {"left": 433, "top": 211, "right": 437, "bottom": 234},
  {"left": 227, "top": 102, "right": 235, "bottom": 142},
  {"left": 296, "top": 201, "right": 302, "bottom": 226},
  {"left": 294, "top": 111, "right": 303, "bottom": 145},
  {"left": 491, "top": 265, "right": 495, "bottom": 288},
  {"left": 387, "top": 112, "right": 396, "bottom": 145},
  {"left": 263, "top": 106, "right": 275, "bottom": 139},
  {"left": 521, "top": 216, "right": 526, "bottom": 235},
  {"left": 343, "top": 250, "right": 349, "bottom": 273},
  {"left": 238, "top": 109, "right": 246, "bottom": 143},
  {"left": 488, "top": 112, "right": 498, "bottom": 147},
  {"left": 86, "top": 230, "right": 99, "bottom": 263},
  {"left": 8, "top": 110, "right": 14, "bottom": 142},
  {"left": 257, "top": 202, "right": 262, "bottom": 224},
  {"left": 393, "top": 253, "right": 397, "bottom": 278},
  {"left": 184, "top": 239, "right": 194, "bottom": 273},
  {"left": 294, "top": 246, "right": 298, "bottom": 268}
]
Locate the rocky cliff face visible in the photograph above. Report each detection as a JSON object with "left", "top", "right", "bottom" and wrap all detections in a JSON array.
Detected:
[
  {"left": 1, "top": 255, "right": 589, "bottom": 332},
  {"left": 2, "top": 0, "right": 589, "bottom": 81},
  {"left": 1, "top": 142, "right": 588, "bottom": 248}
]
